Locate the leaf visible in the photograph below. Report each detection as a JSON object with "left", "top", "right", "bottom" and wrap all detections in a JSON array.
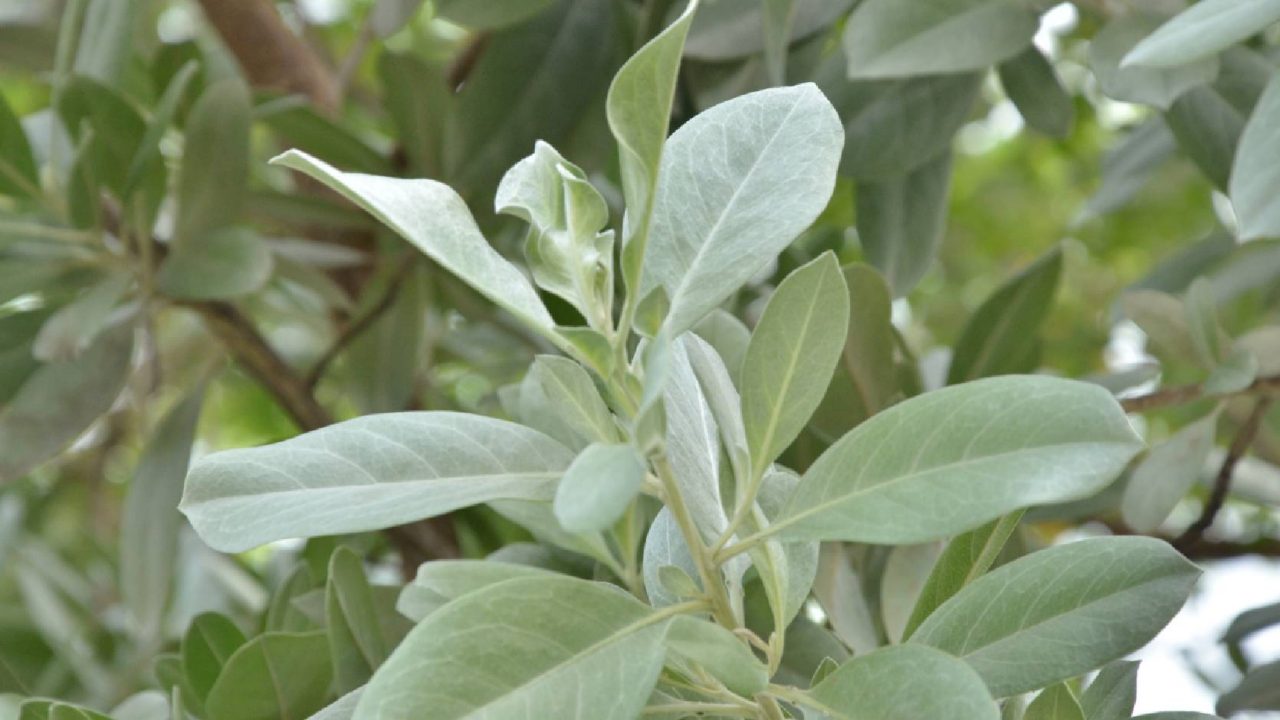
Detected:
[
  {"left": 125, "top": 61, "right": 198, "bottom": 196},
  {"left": 181, "top": 613, "right": 247, "bottom": 710},
  {"left": 804, "top": 645, "right": 999, "bottom": 719},
  {"left": 175, "top": 79, "right": 251, "bottom": 248},
  {"left": 71, "top": 0, "right": 135, "bottom": 87},
  {"left": 693, "top": 309, "right": 751, "bottom": 384},
  {"left": 434, "top": 0, "right": 557, "bottom": 30},
  {"left": 519, "top": 354, "right": 618, "bottom": 451},
  {"left": 272, "top": 150, "right": 555, "bottom": 336},
  {"left": 772, "top": 375, "right": 1143, "bottom": 544},
  {"left": 353, "top": 575, "right": 674, "bottom": 719},
  {"left": 1079, "top": 660, "right": 1139, "bottom": 720},
  {"left": 742, "top": 253, "right": 849, "bottom": 472},
  {"left": 1121, "top": 289, "right": 1200, "bottom": 361},
  {"left": 326, "top": 548, "right": 389, "bottom": 692},
  {"left": 31, "top": 272, "right": 131, "bottom": 361},
  {"left": 0, "top": 90, "right": 39, "bottom": 199},
  {"left": 683, "top": 0, "right": 854, "bottom": 60},
  {"left": 1024, "top": 683, "right": 1084, "bottom": 720},
  {"left": 998, "top": 46, "right": 1075, "bottom": 139},
  {"left": 752, "top": 468, "right": 820, "bottom": 630},
  {"left": 1078, "top": 119, "right": 1177, "bottom": 221},
  {"left": 1122, "top": 0, "right": 1280, "bottom": 69},
  {"left": 607, "top": 0, "right": 695, "bottom": 296},
  {"left": 120, "top": 390, "right": 204, "bottom": 644},
  {"left": 812, "top": 264, "right": 898, "bottom": 438},
  {"left": 396, "top": 560, "right": 556, "bottom": 622},
  {"left": 841, "top": 0, "right": 1038, "bottom": 79},
  {"left": 947, "top": 247, "right": 1062, "bottom": 383},
  {"left": 902, "top": 511, "right": 1024, "bottom": 640},
  {"left": 666, "top": 615, "right": 768, "bottom": 697},
  {"left": 205, "top": 631, "right": 333, "bottom": 720},
  {"left": 1218, "top": 659, "right": 1280, "bottom": 715},
  {"left": 820, "top": 58, "right": 982, "bottom": 180},
  {"left": 1123, "top": 408, "right": 1220, "bottom": 533},
  {"left": 1230, "top": 72, "right": 1280, "bottom": 240},
  {"left": 378, "top": 51, "right": 451, "bottom": 178},
  {"left": 910, "top": 536, "right": 1200, "bottom": 697},
  {"left": 665, "top": 336, "right": 731, "bottom": 539},
  {"left": 552, "top": 442, "right": 647, "bottom": 533},
  {"left": 259, "top": 100, "right": 390, "bottom": 176},
  {"left": 306, "top": 688, "right": 362, "bottom": 720},
  {"left": 180, "top": 412, "right": 574, "bottom": 552},
  {"left": 16, "top": 701, "right": 111, "bottom": 720},
  {"left": 1089, "top": 14, "right": 1219, "bottom": 110},
  {"left": 762, "top": 0, "right": 798, "bottom": 86},
  {"left": 856, "top": 151, "right": 953, "bottom": 296},
  {"left": 642, "top": 508, "right": 704, "bottom": 609},
  {"left": 497, "top": 141, "right": 613, "bottom": 328},
  {"left": 0, "top": 323, "right": 133, "bottom": 482},
  {"left": 447, "top": 0, "right": 617, "bottom": 198},
  {"left": 684, "top": 333, "right": 749, "bottom": 490},
  {"left": 642, "top": 84, "right": 843, "bottom": 335},
  {"left": 157, "top": 227, "right": 275, "bottom": 300},
  {"left": 879, "top": 541, "right": 942, "bottom": 643}
]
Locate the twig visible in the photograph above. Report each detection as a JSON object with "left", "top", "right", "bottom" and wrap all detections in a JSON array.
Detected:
[
  {"left": 446, "top": 33, "right": 489, "bottom": 90},
  {"left": 1103, "top": 519, "right": 1280, "bottom": 559},
  {"left": 305, "top": 259, "right": 415, "bottom": 390},
  {"left": 1173, "top": 397, "right": 1274, "bottom": 553},
  {"left": 1119, "top": 374, "right": 1280, "bottom": 413}
]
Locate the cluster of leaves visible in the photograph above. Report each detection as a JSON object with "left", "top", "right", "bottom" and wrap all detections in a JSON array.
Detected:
[{"left": 1, "top": 0, "right": 1279, "bottom": 718}]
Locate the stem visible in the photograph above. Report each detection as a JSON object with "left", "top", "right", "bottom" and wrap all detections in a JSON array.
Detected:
[
  {"left": 305, "top": 258, "right": 414, "bottom": 390},
  {"left": 653, "top": 454, "right": 738, "bottom": 629},
  {"left": 1173, "top": 397, "right": 1274, "bottom": 552},
  {"left": 715, "top": 467, "right": 766, "bottom": 554},
  {"left": 1120, "top": 374, "right": 1280, "bottom": 413}
]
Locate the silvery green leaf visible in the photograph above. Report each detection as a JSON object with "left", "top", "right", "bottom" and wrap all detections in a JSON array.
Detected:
[
  {"left": 1236, "top": 326, "right": 1280, "bottom": 374},
  {"left": 497, "top": 142, "right": 613, "bottom": 329},
  {"left": 1163, "top": 49, "right": 1270, "bottom": 190},
  {"left": 0, "top": 322, "right": 133, "bottom": 482},
  {"left": 518, "top": 355, "right": 618, "bottom": 451},
  {"left": 1079, "top": 661, "right": 1139, "bottom": 720},
  {"left": 665, "top": 336, "right": 729, "bottom": 539},
  {"left": 175, "top": 79, "right": 251, "bottom": 247},
  {"left": 812, "top": 263, "right": 898, "bottom": 438},
  {"left": 693, "top": 309, "right": 752, "bottom": 384},
  {"left": 326, "top": 548, "right": 393, "bottom": 693},
  {"left": 753, "top": 468, "right": 820, "bottom": 630},
  {"left": 902, "top": 511, "right": 1024, "bottom": 640},
  {"left": 1230, "top": 72, "right": 1280, "bottom": 240},
  {"left": 120, "top": 390, "right": 203, "bottom": 645},
  {"left": 396, "top": 560, "right": 555, "bottom": 622},
  {"left": 879, "top": 541, "right": 942, "bottom": 643},
  {"left": 742, "top": 253, "right": 849, "bottom": 473},
  {"left": 181, "top": 413, "right": 574, "bottom": 552},
  {"left": 1121, "top": 289, "right": 1200, "bottom": 361},
  {"left": 666, "top": 615, "right": 768, "bottom": 697},
  {"left": 842, "top": 0, "right": 1038, "bottom": 79},
  {"left": 772, "top": 376, "right": 1143, "bottom": 544},
  {"left": 31, "top": 272, "right": 130, "bottom": 361},
  {"left": 1218, "top": 660, "right": 1280, "bottom": 716},
  {"left": 157, "top": 227, "right": 275, "bottom": 301},
  {"left": 642, "top": 508, "right": 703, "bottom": 609},
  {"left": 683, "top": 333, "right": 749, "bottom": 482},
  {"left": 1023, "top": 683, "right": 1083, "bottom": 720},
  {"left": 205, "top": 631, "right": 333, "bottom": 720},
  {"left": 1078, "top": 119, "right": 1177, "bottom": 221},
  {"left": 804, "top": 645, "right": 999, "bottom": 719},
  {"left": 762, "top": 0, "right": 797, "bottom": 85},
  {"left": 181, "top": 613, "right": 246, "bottom": 712},
  {"left": 656, "top": 565, "right": 700, "bottom": 599},
  {"left": 820, "top": 56, "right": 982, "bottom": 180},
  {"left": 1122, "top": 0, "right": 1280, "bottom": 69},
  {"left": 271, "top": 150, "right": 554, "bottom": 336},
  {"left": 1090, "top": 14, "right": 1219, "bottom": 110},
  {"left": 1203, "top": 348, "right": 1258, "bottom": 394},
  {"left": 910, "top": 537, "right": 1200, "bottom": 697},
  {"left": 948, "top": 247, "right": 1062, "bottom": 383},
  {"left": 643, "top": 84, "right": 843, "bottom": 335},
  {"left": 998, "top": 46, "right": 1074, "bottom": 139},
  {"left": 683, "top": 0, "right": 854, "bottom": 61},
  {"left": 553, "top": 442, "right": 647, "bottom": 533},
  {"left": 487, "top": 498, "right": 616, "bottom": 567},
  {"left": 608, "top": 0, "right": 696, "bottom": 294},
  {"left": 856, "top": 152, "right": 953, "bottom": 297},
  {"left": 353, "top": 576, "right": 673, "bottom": 720},
  {"left": 813, "top": 545, "right": 881, "bottom": 654},
  {"left": 1184, "top": 277, "right": 1229, "bottom": 367},
  {"left": 306, "top": 687, "right": 362, "bottom": 720}
]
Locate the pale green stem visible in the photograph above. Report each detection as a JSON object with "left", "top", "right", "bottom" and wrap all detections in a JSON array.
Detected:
[{"left": 653, "top": 454, "right": 738, "bottom": 629}]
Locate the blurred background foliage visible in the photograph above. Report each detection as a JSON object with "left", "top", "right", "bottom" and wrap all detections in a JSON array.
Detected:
[{"left": 0, "top": 0, "right": 1278, "bottom": 717}]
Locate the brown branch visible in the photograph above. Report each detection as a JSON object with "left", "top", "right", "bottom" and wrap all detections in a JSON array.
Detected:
[
  {"left": 305, "top": 259, "right": 415, "bottom": 390},
  {"left": 445, "top": 33, "right": 490, "bottom": 91},
  {"left": 196, "top": 0, "right": 339, "bottom": 112},
  {"left": 1103, "top": 520, "right": 1280, "bottom": 560},
  {"left": 1119, "top": 374, "right": 1280, "bottom": 413},
  {"left": 184, "top": 300, "right": 333, "bottom": 431},
  {"left": 1174, "top": 396, "right": 1275, "bottom": 553}
]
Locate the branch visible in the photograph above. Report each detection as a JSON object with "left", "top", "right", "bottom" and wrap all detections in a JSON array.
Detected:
[
  {"left": 1173, "top": 396, "right": 1274, "bottom": 553},
  {"left": 1103, "top": 520, "right": 1280, "bottom": 560},
  {"left": 1119, "top": 374, "right": 1280, "bottom": 413},
  {"left": 184, "top": 300, "right": 333, "bottom": 431},
  {"left": 305, "top": 259, "right": 414, "bottom": 390},
  {"left": 196, "top": 0, "right": 339, "bottom": 112}
]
